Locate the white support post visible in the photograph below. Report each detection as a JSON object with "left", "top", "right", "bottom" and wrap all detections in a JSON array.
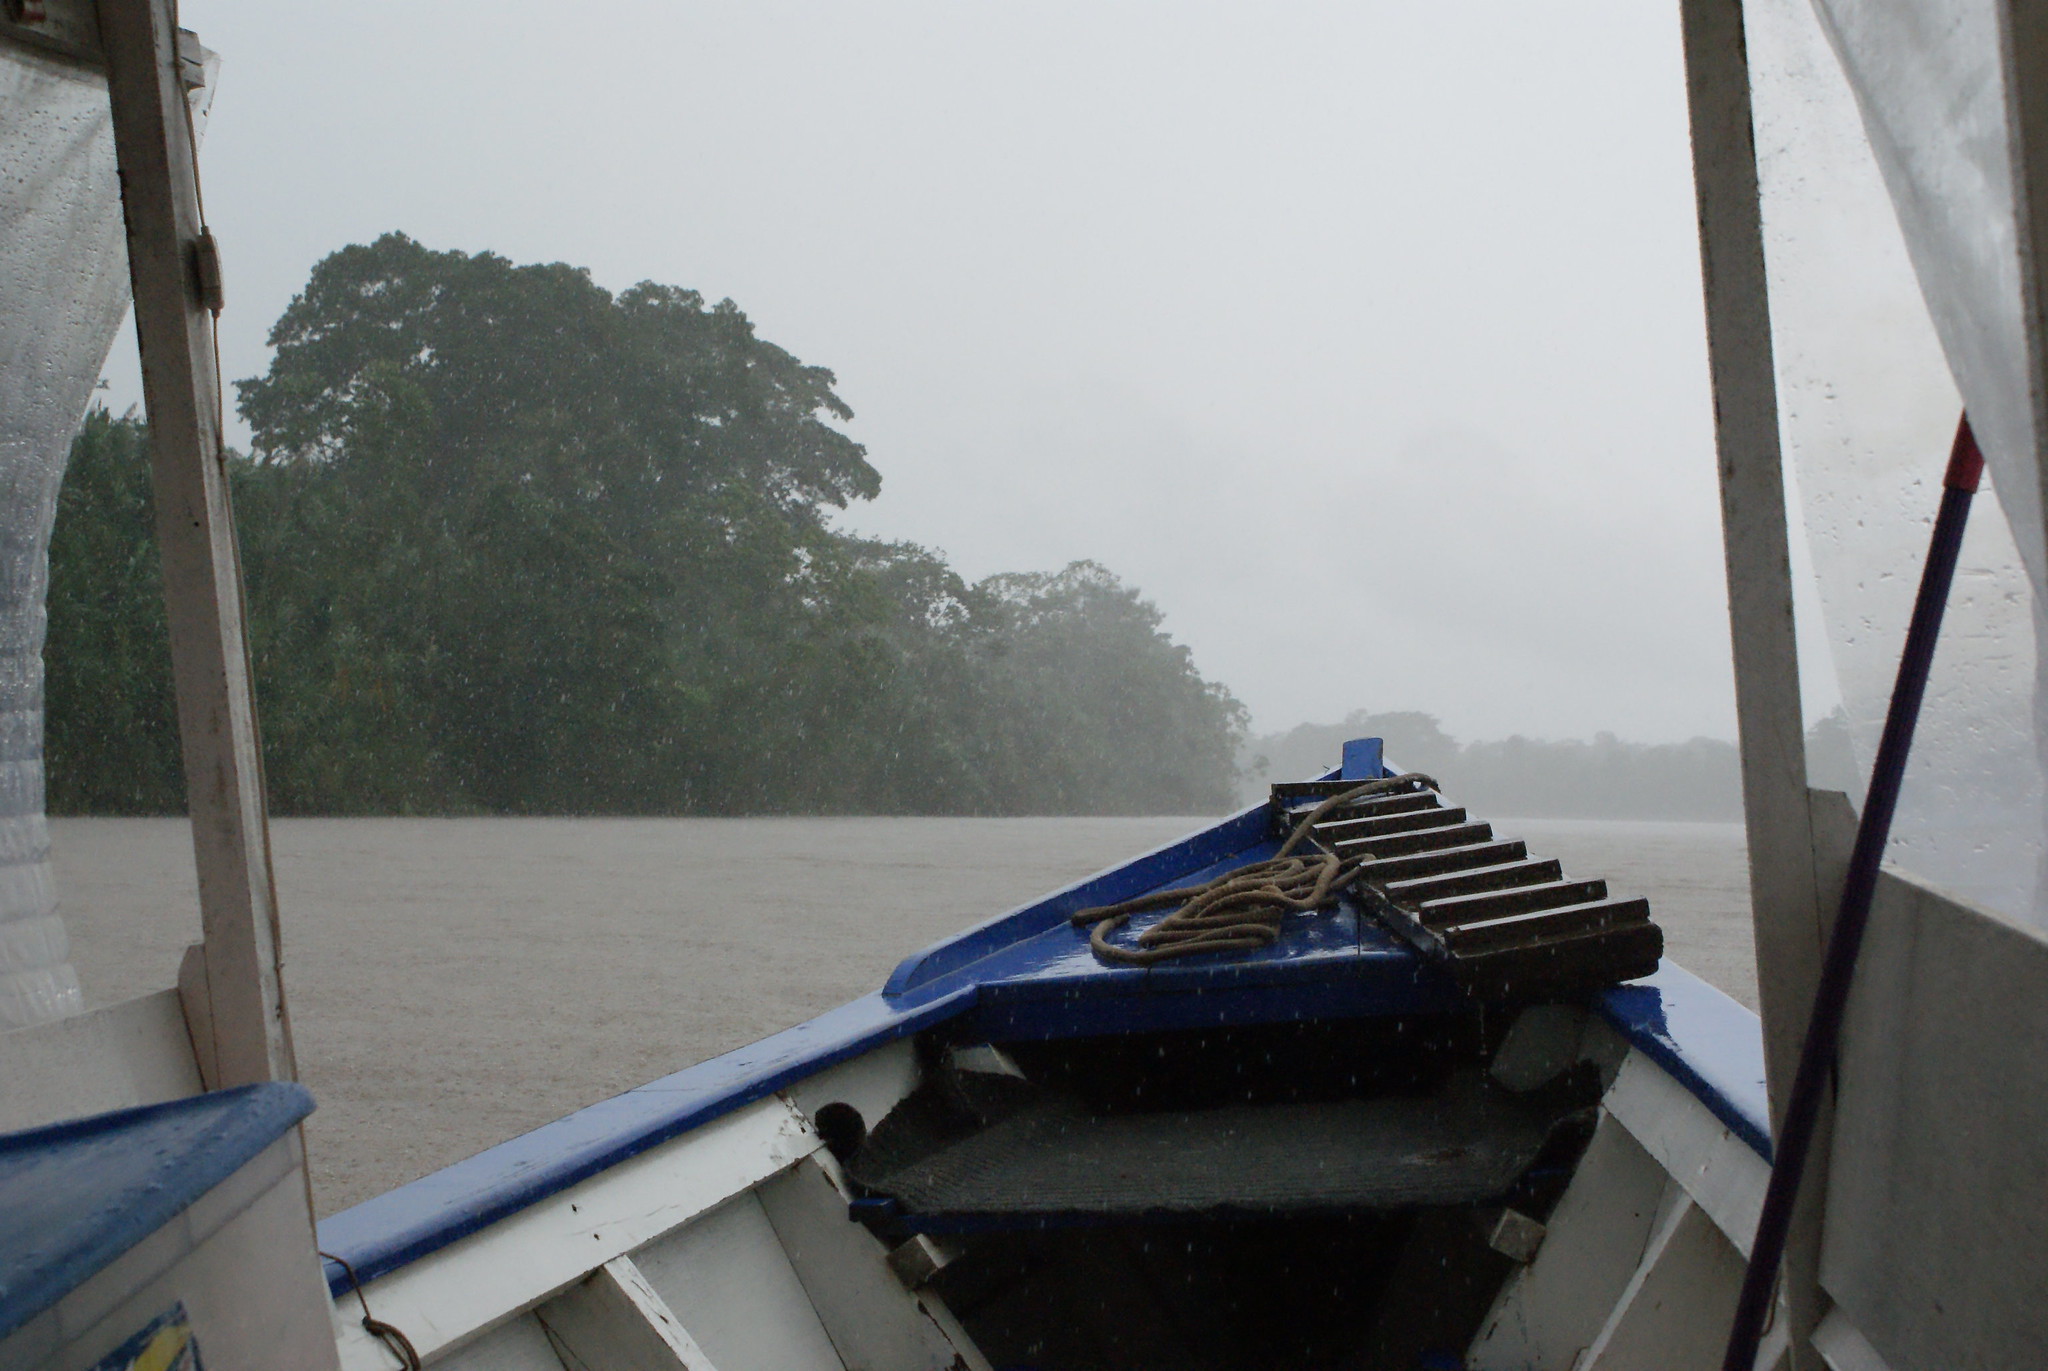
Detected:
[
  {"left": 96, "top": 0, "right": 294, "bottom": 1088},
  {"left": 1676, "top": 0, "right": 1831, "bottom": 1360}
]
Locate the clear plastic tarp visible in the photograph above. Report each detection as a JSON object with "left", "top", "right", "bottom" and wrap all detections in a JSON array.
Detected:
[
  {"left": 0, "top": 41, "right": 132, "bottom": 1025},
  {"left": 1746, "top": 0, "right": 2048, "bottom": 928},
  {"left": 1812, "top": 0, "right": 2047, "bottom": 586}
]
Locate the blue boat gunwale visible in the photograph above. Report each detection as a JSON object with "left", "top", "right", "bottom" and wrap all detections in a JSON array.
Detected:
[
  {"left": 315, "top": 800, "right": 1283, "bottom": 1293},
  {"left": 315, "top": 771, "right": 1771, "bottom": 1296},
  {"left": 0, "top": 1081, "right": 315, "bottom": 1340}
]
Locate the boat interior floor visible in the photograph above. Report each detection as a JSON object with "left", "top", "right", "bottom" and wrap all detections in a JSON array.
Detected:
[
  {"left": 835, "top": 1013, "right": 1603, "bottom": 1371},
  {"left": 931, "top": 1211, "right": 1523, "bottom": 1371}
]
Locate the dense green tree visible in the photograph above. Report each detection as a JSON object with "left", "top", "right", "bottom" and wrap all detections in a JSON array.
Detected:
[
  {"left": 45, "top": 410, "right": 182, "bottom": 813},
  {"left": 233, "top": 233, "right": 882, "bottom": 813},
  {"left": 970, "top": 563, "right": 1246, "bottom": 813},
  {"left": 46, "top": 235, "right": 1246, "bottom": 815}
]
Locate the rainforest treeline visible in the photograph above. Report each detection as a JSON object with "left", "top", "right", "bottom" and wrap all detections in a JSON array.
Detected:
[
  {"left": 1236, "top": 709, "right": 1851, "bottom": 820},
  {"left": 46, "top": 234, "right": 1245, "bottom": 816}
]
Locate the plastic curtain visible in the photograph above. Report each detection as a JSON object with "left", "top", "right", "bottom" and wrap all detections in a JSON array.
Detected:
[
  {"left": 0, "top": 42, "right": 133, "bottom": 1025},
  {"left": 1745, "top": 0, "right": 2048, "bottom": 926}
]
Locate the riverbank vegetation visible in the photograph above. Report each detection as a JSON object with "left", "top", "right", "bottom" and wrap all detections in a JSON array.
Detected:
[
  {"left": 47, "top": 235, "right": 1245, "bottom": 816},
  {"left": 1242, "top": 709, "right": 1853, "bottom": 821}
]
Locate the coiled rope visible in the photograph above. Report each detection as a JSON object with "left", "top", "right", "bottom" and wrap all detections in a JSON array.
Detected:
[{"left": 1071, "top": 774, "right": 1439, "bottom": 965}]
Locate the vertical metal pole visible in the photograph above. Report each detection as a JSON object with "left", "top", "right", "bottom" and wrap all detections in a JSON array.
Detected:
[
  {"left": 97, "top": 0, "right": 295, "bottom": 1088},
  {"left": 1723, "top": 419, "right": 1983, "bottom": 1370},
  {"left": 1678, "top": 0, "right": 1829, "bottom": 1360}
]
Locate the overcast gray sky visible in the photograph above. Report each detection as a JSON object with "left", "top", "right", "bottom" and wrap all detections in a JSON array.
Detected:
[{"left": 106, "top": 0, "right": 1793, "bottom": 743}]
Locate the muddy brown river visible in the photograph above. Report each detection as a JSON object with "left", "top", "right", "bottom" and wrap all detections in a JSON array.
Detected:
[{"left": 51, "top": 815, "right": 1752, "bottom": 1216}]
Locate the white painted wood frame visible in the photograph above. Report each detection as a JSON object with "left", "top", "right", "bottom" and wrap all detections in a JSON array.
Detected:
[
  {"left": 1675, "top": 0, "right": 1831, "bottom": 1358},
  {"left": 1467, "top": 1112, "right": 1671, "bottom": 1369},
  {"left": 0, "top": 989, "right": 202, "bottom": 1132},
  {"left": 331, "top": 1044, "right": 933, "bottom": 1368},
  {"left": 330, "top": 1096, "right": 818, "bottom": 1369},
  {"left": 95, "top": 0, "right": 294, "bottom": 1088},
  {"left": 536, "top": 1256, "right": 719, "bottom": 1371},
  {"left": 1602, "top": 1050, "right": 1769, "bottom": 1259},
  {"left": 1818, "top": 868, "right": 2048, "bottom": 1368},
  {"left": 632, "top": 1191, "right": 843, "bottom": 1371},
  {"left": 1470, "top": 1055, "right": 1786, "bottom": 1371},
  {"left": 756, "top": 1155, "right": 994, "bottom": 1371},
  {"left": 1576, "top": 1190, "right": 1745, "bottom": 1371}
]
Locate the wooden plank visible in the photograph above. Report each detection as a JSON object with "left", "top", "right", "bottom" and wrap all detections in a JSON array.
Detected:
[
  {"left": 1467, "top": 1112, "right": 1671, "bottom": 1370},
  {"left": 1602, "top": 1048, "right": 1770, "bottom": 1258},
  {"left": 1678, "top": 0, "right": 1824, "bottom": 1094},
  {"left": 1676, "top": 0, "right": 1830, "bottom": 1357},
  {"left": 0, "top": 987, "right": 201, "bottom": 1131},
  {"left": 630, "top": 1191, "right": 843, "bottom": 1371},
  {"left": 331, "top": 1096, "right": 816, "bottom": 1370},
  {"left": 96, "top": 0, "right": 293, "bottom": 1088},
  {"left": 1817, "top": 868, "right": 2048, "bottom": 1369},
  {"left": 757, "top": 1155, "right": 993, "bottom": 1371},
  {"left": 434, "top": 1315, "right": 568, "bottom": 1371},
  {"left": 1580, "top": 1191, "right": 1746, "bottom": 1371},
  {"left": 537, "top": 1255, "right": 720, "bottom": 1371}
]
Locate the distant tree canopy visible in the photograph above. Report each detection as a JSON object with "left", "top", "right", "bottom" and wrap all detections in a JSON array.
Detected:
[
  {"left": 47, "top": 233, "right": 1245, "bottom": 815},
  {"left": 1242, "top": 709, "right": 1748, "bottom": 821}
]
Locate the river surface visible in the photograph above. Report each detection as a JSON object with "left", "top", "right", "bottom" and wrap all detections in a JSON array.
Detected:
[{"left": 51, "top": 815, "right": 1752, "bottom": 1216}]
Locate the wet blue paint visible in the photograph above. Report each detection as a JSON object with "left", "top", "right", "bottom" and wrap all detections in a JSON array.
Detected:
[
  {"left": 1599, "top": 963, "right": 1773, "bottom": 1159},
  {"left": 315, "top": 988, "right": 971, "bottom": 1292},
  {"left": 0, "top": 1083, "right": 313, "bottom": 1339},
  {"left": 1340, "top": 737, "right": 1385, "bottom": 780},
  {"left": 884, "top": 803, "right": 1275, "bottom": 995}
]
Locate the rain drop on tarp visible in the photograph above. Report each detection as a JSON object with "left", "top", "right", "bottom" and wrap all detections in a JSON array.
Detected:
[
  {"left": 0, "top": 41, "right": 136, "bottom": 1026},
  {"left": 1747, "top": 0, "right": 2048, "bottom": 928}
]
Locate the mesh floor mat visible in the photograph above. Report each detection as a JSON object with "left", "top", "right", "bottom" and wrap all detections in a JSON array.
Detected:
[{"left": 863, "top": 1076, "right": 1556, "bottom": 1217}]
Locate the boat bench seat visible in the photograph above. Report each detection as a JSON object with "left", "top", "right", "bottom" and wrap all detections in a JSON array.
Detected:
[{"left": 850, "top": 1073, "right": 1571, "bottom": 1232}]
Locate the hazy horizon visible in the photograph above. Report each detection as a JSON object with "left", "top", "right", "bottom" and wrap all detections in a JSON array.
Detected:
[{"left": 96, "top": 2, "right": 1848, "bottom": 743}]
